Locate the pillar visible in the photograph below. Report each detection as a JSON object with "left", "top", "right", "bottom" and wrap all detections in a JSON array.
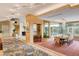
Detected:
[
  {"left": 48, "top": 22, "right": 51, "bottom": 38},
  {"left": 41, "top": 21, "right": 44, "bottom": 38}
]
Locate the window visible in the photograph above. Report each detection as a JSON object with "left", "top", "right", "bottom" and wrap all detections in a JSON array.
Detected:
[
  {"left": 50, "top": 23, "right": 62, "bottom": 36},
  {"left": 43, "top": 21, "right": 49, "bottom": 38},
  {"left": 66, "top": 22, "right": 79, "bottom": 36}
]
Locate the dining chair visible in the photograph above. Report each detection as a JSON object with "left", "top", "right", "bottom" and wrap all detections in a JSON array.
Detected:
[
  {"left": 54, "top": 37, "right": 61, "bottom": 46},
  {"left": 47, "top": 35, "right": 54, "bottom": 44},
  {"left": 67, "top": 34, "right": 73, "bottom": 45}
]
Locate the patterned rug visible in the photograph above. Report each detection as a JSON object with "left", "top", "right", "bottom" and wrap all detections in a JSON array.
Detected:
[{"left": 2, "top": 37, "right": 49, "bottom": 56}]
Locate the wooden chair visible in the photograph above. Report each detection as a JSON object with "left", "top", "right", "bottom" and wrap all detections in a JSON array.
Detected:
[{"left": 54, "top": 37, "right": 61, "bottom": 46}]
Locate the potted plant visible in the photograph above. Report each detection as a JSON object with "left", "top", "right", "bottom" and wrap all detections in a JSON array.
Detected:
[{"left": 43, "top": 32, "right": 49, "bottom": 38}]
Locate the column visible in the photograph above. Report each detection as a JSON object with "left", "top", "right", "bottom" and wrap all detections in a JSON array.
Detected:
[
  {"left": 19, "top": 16, "right": 26, "bottom": 41},
  {"left": 62, "top": 22, "right": 66, "bottom": 35},
  {"left": 41, "top": 21, "right": 44, "bottom": 38},
  {"left": 48, "top": 22, "right": 51, "bottom": 38},
  {"left": 30, "top": 24, "right": 33, "bottom": 43}
]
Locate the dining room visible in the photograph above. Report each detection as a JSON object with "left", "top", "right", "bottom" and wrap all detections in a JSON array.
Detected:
[{"left": 34, "top": 4, "right": 79, "bottom": 56}]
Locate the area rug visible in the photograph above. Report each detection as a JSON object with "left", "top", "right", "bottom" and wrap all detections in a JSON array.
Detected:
[{"left": 36, "top": 40, "right": 79, "bottom": 56}]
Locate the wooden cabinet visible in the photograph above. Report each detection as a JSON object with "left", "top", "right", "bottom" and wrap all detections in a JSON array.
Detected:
[{"left": 33, "top": 35, "right": 42, "bottom": 42}]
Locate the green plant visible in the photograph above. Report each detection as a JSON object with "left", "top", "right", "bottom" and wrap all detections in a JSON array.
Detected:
[{"left": 43, "top": 32, "right": 49, "bottom": 38}]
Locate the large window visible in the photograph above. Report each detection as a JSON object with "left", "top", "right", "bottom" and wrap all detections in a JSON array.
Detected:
[
  {"left": 74, "top": 27, "right": 79, "bottom": 35},
  {"left": 43, "top": 21, "right": 79, "bottom": 38},
  {"left": 43, "top": 22, "right": 63, "bottom": 37},
  {"left": 50, "top": 23, "right": 62, "bottom": 36},
  {"left": 66, "top": 22, "right": 79, "bottom": 36},
  {"left": 43, "top": 21, "right": 49, "bottom": 38}
]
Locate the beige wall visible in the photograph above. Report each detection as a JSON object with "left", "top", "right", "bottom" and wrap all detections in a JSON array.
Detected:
[{"left": 26, "top": 14, "right": 43, "bottom": 44}]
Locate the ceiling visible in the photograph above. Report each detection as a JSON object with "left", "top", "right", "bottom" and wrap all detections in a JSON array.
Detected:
[
  {"left": 0, "top": 3, "right": 56, "bottom": 21},
  {"left": 39, "top": 4, "right": 79, "bottom": 23},
  {"left": 0, "top": 3, "right": 79, "bottom": 23}
]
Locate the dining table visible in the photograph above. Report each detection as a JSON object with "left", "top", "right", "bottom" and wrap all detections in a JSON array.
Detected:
[{"left": 54, "top": 35, "right": 69, "bottom": 46}]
